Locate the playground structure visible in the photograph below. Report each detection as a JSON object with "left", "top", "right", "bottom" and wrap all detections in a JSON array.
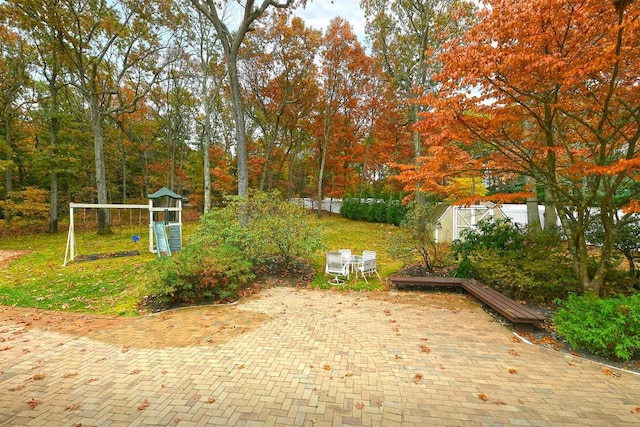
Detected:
[{"left": 63, "top": 187, "right": 183, "bottom": 266}]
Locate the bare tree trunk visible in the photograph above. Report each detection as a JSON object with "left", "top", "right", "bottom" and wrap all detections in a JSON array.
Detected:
[
  {"left": 89, "top": 95, "right": 110, "bottom": 234},
  {"left": 228, "top": 57, "right": 248, "bottom": 196},
  {"left": 526, "top": 192, "right": 542, "bottom": 233},
  {"left": 4, "top": 118, "right": 13, "bottom": 195},
  {"left": 49, "top": 172, "right": 58, "bottom": 233},
  {"left": 317, "top": 138, "right": 327, "bottom": 218},
  {"left": 543, "top": 192, "right": 558, "bottom": 231}
]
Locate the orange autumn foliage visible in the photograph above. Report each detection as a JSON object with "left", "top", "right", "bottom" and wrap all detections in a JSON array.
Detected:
[{"left": 408, "top": 0, "right": 640, "bottom": 294}]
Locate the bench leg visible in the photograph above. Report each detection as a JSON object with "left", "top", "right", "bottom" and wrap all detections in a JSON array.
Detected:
[{"left": 515, "top": 323, "right": 534, "bottom": 333}]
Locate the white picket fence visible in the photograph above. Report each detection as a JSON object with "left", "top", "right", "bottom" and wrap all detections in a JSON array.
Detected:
[{"left": 290, "top": 198, "right": 343, "bottom": 214}]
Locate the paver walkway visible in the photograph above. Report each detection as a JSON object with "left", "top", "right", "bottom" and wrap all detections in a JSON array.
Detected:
[{"left": 1, "top": 288, "right": 639, "bottom": 426}]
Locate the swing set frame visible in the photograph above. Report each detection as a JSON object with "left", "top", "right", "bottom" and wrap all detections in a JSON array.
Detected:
[{"left": 63, "top": 197, "right": 182, "bottom": 266}]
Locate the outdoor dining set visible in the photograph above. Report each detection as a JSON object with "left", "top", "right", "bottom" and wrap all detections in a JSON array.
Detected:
[{"left": 325, "top": 249, "right": 381, "bottom": 285}]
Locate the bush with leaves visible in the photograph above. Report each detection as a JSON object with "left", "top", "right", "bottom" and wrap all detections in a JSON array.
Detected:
[
  {"left": 387, "top": 200, "right": 441, "bottom": 273},
  {"left": 586, "top": 215, "right": 640, "bottom": 278},
  {"left": 0, "top": 187, "right": 49, "bottom": 223},
  {"left": 199, "top": 190, "right": 324, "bottom": 268},
  {"left": 155, "top": 244, "right": 254, "bottom": 304},
  {"left": 452, "top": 219, "right": 580, "bottom": 302},
  {"left": 554, "top": 294, "right": 640, "bottom": 361},
  {"left": 154, "top": 191, "right": 322, "bottom": 306},
  {"left": 340, "top": 196, "right": 407, "bottom": 224}
]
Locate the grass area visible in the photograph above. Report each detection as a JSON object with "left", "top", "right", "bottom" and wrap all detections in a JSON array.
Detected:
[
  {"left": 309, "top": 214, "right": 406, "bottom": 291},
  {"left": 0, "top": 213, "right": 412, "bottom": 315}
]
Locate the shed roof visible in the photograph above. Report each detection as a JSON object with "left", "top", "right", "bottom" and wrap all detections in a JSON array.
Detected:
[{"left": 147, "top": 187, "right": 182, "bottom": 200}]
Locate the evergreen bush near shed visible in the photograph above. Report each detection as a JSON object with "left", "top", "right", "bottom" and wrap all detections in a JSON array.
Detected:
[
  {"left": 554, "top": 294, "right": 640, "bottom": 361},
  {"left": 340, "top": 196, "right": 406, "bottom": 224},
  {"left": 452, "top": 219, "right": 580, "bottom": 302}
]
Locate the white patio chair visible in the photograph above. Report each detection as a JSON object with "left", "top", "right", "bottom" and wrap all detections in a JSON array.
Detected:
[
  {"left": 338, "top": 249, "right": 352, "bottom": 262},
  {"left": 358, "top": 250, "right": 381, "bottom": 283},
  {"left": 326, "top": 251, "right": 350, "bottom": 285}
]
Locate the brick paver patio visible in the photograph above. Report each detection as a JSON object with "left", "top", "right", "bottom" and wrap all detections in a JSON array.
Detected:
[{"left": 1, "top": 287, "right": 639, "bottom": 426}]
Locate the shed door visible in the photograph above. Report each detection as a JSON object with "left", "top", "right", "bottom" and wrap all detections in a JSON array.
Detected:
[{"left": 453, "top": 206, "right": 494, "bottom": 240}]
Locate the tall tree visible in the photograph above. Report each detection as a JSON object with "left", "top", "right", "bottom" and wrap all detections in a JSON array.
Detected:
[
  {"left": 189, "top": 8, "right": 225, "bottom": 213},
  {"left": 315, "top": 18, "right": 372, "bottom": 216},
  {"left": 51, "top": 0, "right": 176, "bottom": 233},
  {"left": 361, "top": 0, "right": 476, "bottom": 201},
  {"left": 0, "top": 25, "right": 32, "bottom": 200},
  {"left": 413, "top": 0, "right": 640, "bottom": 294},
  {"left": 189, "top": 0, "right": 304, "bottom": 197},
  {"left": 243, "top": 13, "right": 321, "bottom": 192},
  {"left": 4, "top": 0, "right": 69, "bottom": 232}
]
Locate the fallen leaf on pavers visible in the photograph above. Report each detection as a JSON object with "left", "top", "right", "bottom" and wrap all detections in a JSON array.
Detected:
[
  {"left": 63, "top": 372, "right": 78, "bottom": 378},
  {"left": 355, "top": 402, "right": 365, "bottom": 409},
  {"left": 205, "top": 398, "right": 216, "bottom": 404},
  {"left": 121, "top": 345, "right": 131, "bottom": 353},
  {"left": 631, "top": 407, "right": 640, "bottom": 414},
  {"left": 376, "top": 400, "right": 383, "bottom": 407},
  {"left": 420, "top": 337, "right": 429, "bottom": 341},
  {"left": 9, "top": 384, "right": 25, "bottom": 392},
  {"left": 477, "top": 393, "right": 488, "bottom": 401},
  {"left": 511, "top": 336, "right": 522, "bottom": 343},
  {"left": 389, "top": 319, "right": 397, "bottom": 323},
  {"left": 66, "top": 403, "right": 80, "bottom": 411},
  {"left": 130, "top": 369, "right": 140, "bottom": 375},
  {"left": 567, "top": 362, "right": 575, "bottom": 366},
  {"left": 509, "top": 369, "right": 517, "bottom": 374},
  {"left": 31, "top": 373, "right": 45, "bottom": 381},
  {"left": 237, "top": 364, "right": 245, "bottom": 369},
  {"left": 0, "top": 346, "right": 12, "bottom": 351},
  {"left": 420, "top": 345, "right": 431, "bottom": 353},
  {"left": 138, "top": 398, "right": 150, "bottom": 410},
  {"left": 383, "top": 309, "right": 391, "bottom": 316},
  {"left": 344, "top": 372, "right": 353, "bottom": 378},
  {"left": 27, "top": 398, "right": 40, "bottom": 409},
  {"left": 323, "top": 365, "right": 331, "bottom": 371},
  {"left": 22, "top": 349, "right": 31, "bottom": 354},
  {"left": 84, "top": 378, "right": 98, "bottom": 384},
  {"left": 393, "top": 327, "right": 399, "bottom": 332},
  {"left": 508, "top": 349, "right": 519, "bottom": 356},
  {"left": 602, "top": 368, "right": 620, "bottom": 377},
  {"left": 395, "top": 354, "right": 402, "bottom": 360},
  {"left": 518, "top": 399, "right": 525, "bottom": 404},
  {"left": 162, "top": 370, "right": 168, "bottom": 375},
  {"left": 414, "top": 373, "right": 423, "bottom": 384},
  {"left": 493, "top": 400, "right": 507, "bottom": 405}
]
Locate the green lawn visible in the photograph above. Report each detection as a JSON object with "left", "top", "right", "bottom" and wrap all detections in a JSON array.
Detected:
[{"left": 0, "top": 214, "right": 410, "bottom": 315}]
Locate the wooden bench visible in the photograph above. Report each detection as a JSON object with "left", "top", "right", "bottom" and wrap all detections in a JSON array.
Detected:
[{"left": 388, "top": 275, "right": 545, "bottom": 332}]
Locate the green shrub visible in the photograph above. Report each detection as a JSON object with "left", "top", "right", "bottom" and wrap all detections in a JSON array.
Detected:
[
  {"left": 554, "top": 294, "right": 640, "bottom": 361},
  {"left": 386, "top": 200, "right": 407, "bottom": 226},
  {"left": 0, "top": 187, "right": 50, "bottom": 223},
  {"left": 155, "top": 244, "right": 254, "bottom": 304},
  {"left": 452, "top": 220, "right": 579, "bottom": 302},
  {"left": 387, "top": 200, "right": 441, "bottom": 272},
  {"left": 341, "top": 196, "right": 407, "bottom": 224},
  {"left": 199, "top": 190, "right": 324, "bottom": 268},
  {"left": 153, "top": 191, "right": 322, "bottom": 307}
]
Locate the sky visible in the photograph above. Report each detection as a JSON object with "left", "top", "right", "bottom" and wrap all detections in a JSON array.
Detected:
[{"left": 294, "top": 0, "right": 367, "bottom": 45}]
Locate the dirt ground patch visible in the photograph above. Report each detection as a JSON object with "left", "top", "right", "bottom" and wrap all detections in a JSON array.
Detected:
[
  {"left": 0, "top": 250, "right": 31, "bottom": 266},
  {"left": 0, "top": 300, "right": 271, "bottom": 349}
]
